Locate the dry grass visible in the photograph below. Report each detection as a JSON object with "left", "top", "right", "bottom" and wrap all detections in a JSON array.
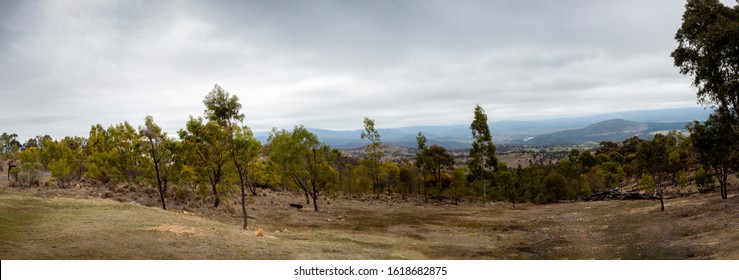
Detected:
[{"left": 0, "top": 186, "right": 737, "bottom": 259}]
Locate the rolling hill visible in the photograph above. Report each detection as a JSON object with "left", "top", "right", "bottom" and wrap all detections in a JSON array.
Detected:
[
  {"left": 525, "top": 119, "right": 646, "bottom": 146},
  {"left": 253, "top": 107, "right": 709, "bottom": 149}
]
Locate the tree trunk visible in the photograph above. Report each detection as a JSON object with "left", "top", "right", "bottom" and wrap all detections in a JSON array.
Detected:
[
  {"left": 229, "top": 140, "right": 248, "bottom": 230},
  {"left": 157, "top": 189, "right": 166, "bottom": 210},
  {"left": 212, "top": 182, "right": 220, "bottom": 208},
  {"left": 241, "top": 184, "right": 248, "bottom": 229},
  {"left": 157, "top": 178, "right": 166, "bottom": 210},
  {"left": 482, "top": 178, "right": 487, "bottom": 201},
  {"left": 312, "top": 189, "right": 319, "bottom": 212},
  {"left": 722, "top": 170, "right": 728, "bottom": 199},
  {"left": 304, "top": 188, "right": 310, "bottom": 204},
  {"left": 716, "top": 168, "right": 728, "bottom": 200},
  {"left": 423, "top": 182, "right": 428, "bottom": 204},
  {"left": 211, "top": 168, "right": 222, "bottom": 208},
  {"left": 149, "top": 137, "right": 165, "bottom": 210},
  {"left": 162, "top": 179, "right": 168, "bottom": 211},
  {"left": 658, "top": 182, "right": 664, "bottom": 211}
]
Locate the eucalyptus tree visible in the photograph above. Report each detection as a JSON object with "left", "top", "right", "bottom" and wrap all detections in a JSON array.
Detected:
[
  {"left": 201, "top": 84, "right": 263, "bottom": 229},
  {"left": 232, "top": 125, "right": 261, "bottom": 227},
  {"left": 178, "top": 116, "right": 230, "bottom": 208},
  {"left": 468, "top": 104, "right": 498, "bottom": 200},
  {"left": 416, "top": 131, "right": 429, "bottom": 202},
  {"left": 140, "top": 115, "right": 176, "bottom": 210},
  {"left": 421, "top": 144, "right": 455, "bottom": 195},
  {"left": 636, "top": 134, "right": 671, "bottom": 211},
  {"left": 689, "top": 113, "right": 738, "bottom": 199},
  {"left": 673, "top": 0, "right": 739, "bottom": 129},
  {"left": 361, "top": 117, "right": 384, "bottom": 194},
  {"left": 268, "top": 125, "right": 338, "bottom": 211}
]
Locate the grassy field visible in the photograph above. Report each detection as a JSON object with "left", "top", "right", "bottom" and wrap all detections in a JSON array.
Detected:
[{"left": 0, "top": 183, "right": 737, "bottom": 259}]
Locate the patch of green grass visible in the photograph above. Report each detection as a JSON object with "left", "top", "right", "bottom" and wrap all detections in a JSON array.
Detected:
[{"left": 0, "top": 196, "right": 47, "bottom": 239}]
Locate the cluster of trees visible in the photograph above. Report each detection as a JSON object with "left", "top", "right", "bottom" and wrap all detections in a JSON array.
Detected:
[{"left": 0, "top": 95, "right": 732, "bottom": 219}]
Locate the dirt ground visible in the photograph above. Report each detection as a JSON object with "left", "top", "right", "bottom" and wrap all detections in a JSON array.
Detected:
[{"left": 1, "top": 179, "right": 737, "bottom": 259}]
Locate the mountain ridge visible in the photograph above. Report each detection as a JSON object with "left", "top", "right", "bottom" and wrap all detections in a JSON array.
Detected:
[{"left": 254, "top": 107, "right": 710, "bottom": 149}]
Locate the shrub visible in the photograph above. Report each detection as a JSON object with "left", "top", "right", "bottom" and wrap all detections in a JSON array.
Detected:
[
  {"left": 638, "top": 173, "right": 656, "bottom": 194},
  {"left": 694, "top": 168, "right": 715, "bottom": 192},
  {"left": 11, "top": 162, "right": 42, "bottom": 187},
  {"left": 175, "top": 186, "right": 191, "bottom": 202}
]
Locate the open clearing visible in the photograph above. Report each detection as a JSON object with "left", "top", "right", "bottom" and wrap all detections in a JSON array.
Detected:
[{"left": 0, "top": 182, "right": 737, "bottom": 259}]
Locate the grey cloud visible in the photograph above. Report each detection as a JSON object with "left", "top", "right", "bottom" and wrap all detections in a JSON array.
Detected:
[{"left": 0, "top": 0, "right": 709, "bottom": 140}]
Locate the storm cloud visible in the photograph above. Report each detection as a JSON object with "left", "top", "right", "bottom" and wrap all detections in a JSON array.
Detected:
[{"left": 0, "top": 0, "right": 723, "bottom": 140}]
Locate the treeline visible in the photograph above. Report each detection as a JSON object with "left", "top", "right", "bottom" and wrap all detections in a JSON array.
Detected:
[{"left": 0, "top": 85, "right": 730, "bottom": 218}]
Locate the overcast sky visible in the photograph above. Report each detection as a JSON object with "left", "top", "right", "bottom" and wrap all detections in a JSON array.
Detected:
[{"left": 1, "top": 0, "right": 732, "bottom": 140}]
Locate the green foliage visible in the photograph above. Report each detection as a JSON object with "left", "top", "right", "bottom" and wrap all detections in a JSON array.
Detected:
[
  {"left": 1, "top": 132, "right": 21, "bottom": 155},
  {"left": 40, "top": 138, "right": 84, "bottom": 187},
  {"left": 268, "top": 125, "right": 338, "bottom": 211},
  {"left": 396, "top": 164, "right": 417, "bottom": 196},
  {"left": 694, "top": 167, "right": 716, "bottom": 192},
  {"left": 543, "top": 172, "right": 567, "bottom": 203},
  {"left": 672, "top": 0, "right": 739, "bottom": 110},
  {"left": 497, "top": 169, "right": 518, "bottom": 206},
  {"left": 174, "top": 186, "right": 191, "bottom": 203},
  {"left": 203, "top": 84, "right": 244, "bottom": 127},
  {"left": 579, "top": 174, "right": 592, "bottom": 198},
  {"left": 421, "top": 145, "right": 455, "bottom": 194},
  {"left": 638, "top": 173, "right": 656, "bottom": 194},
  {"left": 673, "top": 0, "right": 738, "bottom": 200},
  {"left": 248, "top": 158, "right": 280, "bottom": 191},
  {"left": 443, "top": 166, "right": 470, "bottom": 199},
  {"left": 468, "top": 104, "right": 498, "bottom": 200},
  {"left": 178, "top": 116, "right": 231, "bottom": 208},
  {"left": 689, "top": 114, "right": 737, "bottom": 199},
  {"left": 585, "top": 166, "right": 607, "bottom": 192},
  {"left": 350, "top": 165, "right": 373, "bottom": 193},
  {"left": 378, "top": 161, "right": 400, "bottom": 194},
  {"left": 232, "top": 125, "right": 262, "bottom": 195},
  {"left": 85, "top": 122, "right": 143, "bottom": 183},
  {"left": 361, "top": 117, "right": 383, "bottom": 194},
  {"left": 12, "top": 147, "right": 43, "bottom": 187},
  {"left": 676, "top": 170, "right": 689, "bottom": 190},
  {"left": 636, "top": 134, "right": 670, "bottom": 183},
  {"left": 139, "top": 115, "right": 177, "bottom": 210}
]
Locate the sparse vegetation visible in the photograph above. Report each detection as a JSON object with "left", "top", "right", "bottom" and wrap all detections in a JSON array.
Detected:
[{"left": 0, "top": 187, "right": 736, "bottom": 259}]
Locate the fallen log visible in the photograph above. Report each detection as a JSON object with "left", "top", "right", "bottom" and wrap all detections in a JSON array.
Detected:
[{"left": 584, "top": 191, "right": 658, "bottom": 201}]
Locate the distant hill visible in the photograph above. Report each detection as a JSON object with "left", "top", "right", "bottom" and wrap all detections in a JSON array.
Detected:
[
  {"left": 525, "top": 119, "right": 648, "bottom": 146},
  {"left": 253, "top": 107, "right": 710, "bottom": 149},
  {"left": 525, "top": 119, "right": 692, "bottom": 146}
]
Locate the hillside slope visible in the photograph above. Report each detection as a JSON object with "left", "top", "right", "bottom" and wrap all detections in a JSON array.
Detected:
[{"left": 1, "top": 188, "right": 737, "bottom": 259}]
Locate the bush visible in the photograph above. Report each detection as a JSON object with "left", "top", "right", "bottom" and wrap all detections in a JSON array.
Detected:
[
  {"left": 694, "top": 168, "right": 715, "bottom": 192},
  {"left": 638, "top": 173, "right": 656, "bottom": 194},
  {"left": 10, "top": 162, "right": 42, "bottom": 187},
  {"left": 175, "top": 186, "right": 191, "bottom": 202}
]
